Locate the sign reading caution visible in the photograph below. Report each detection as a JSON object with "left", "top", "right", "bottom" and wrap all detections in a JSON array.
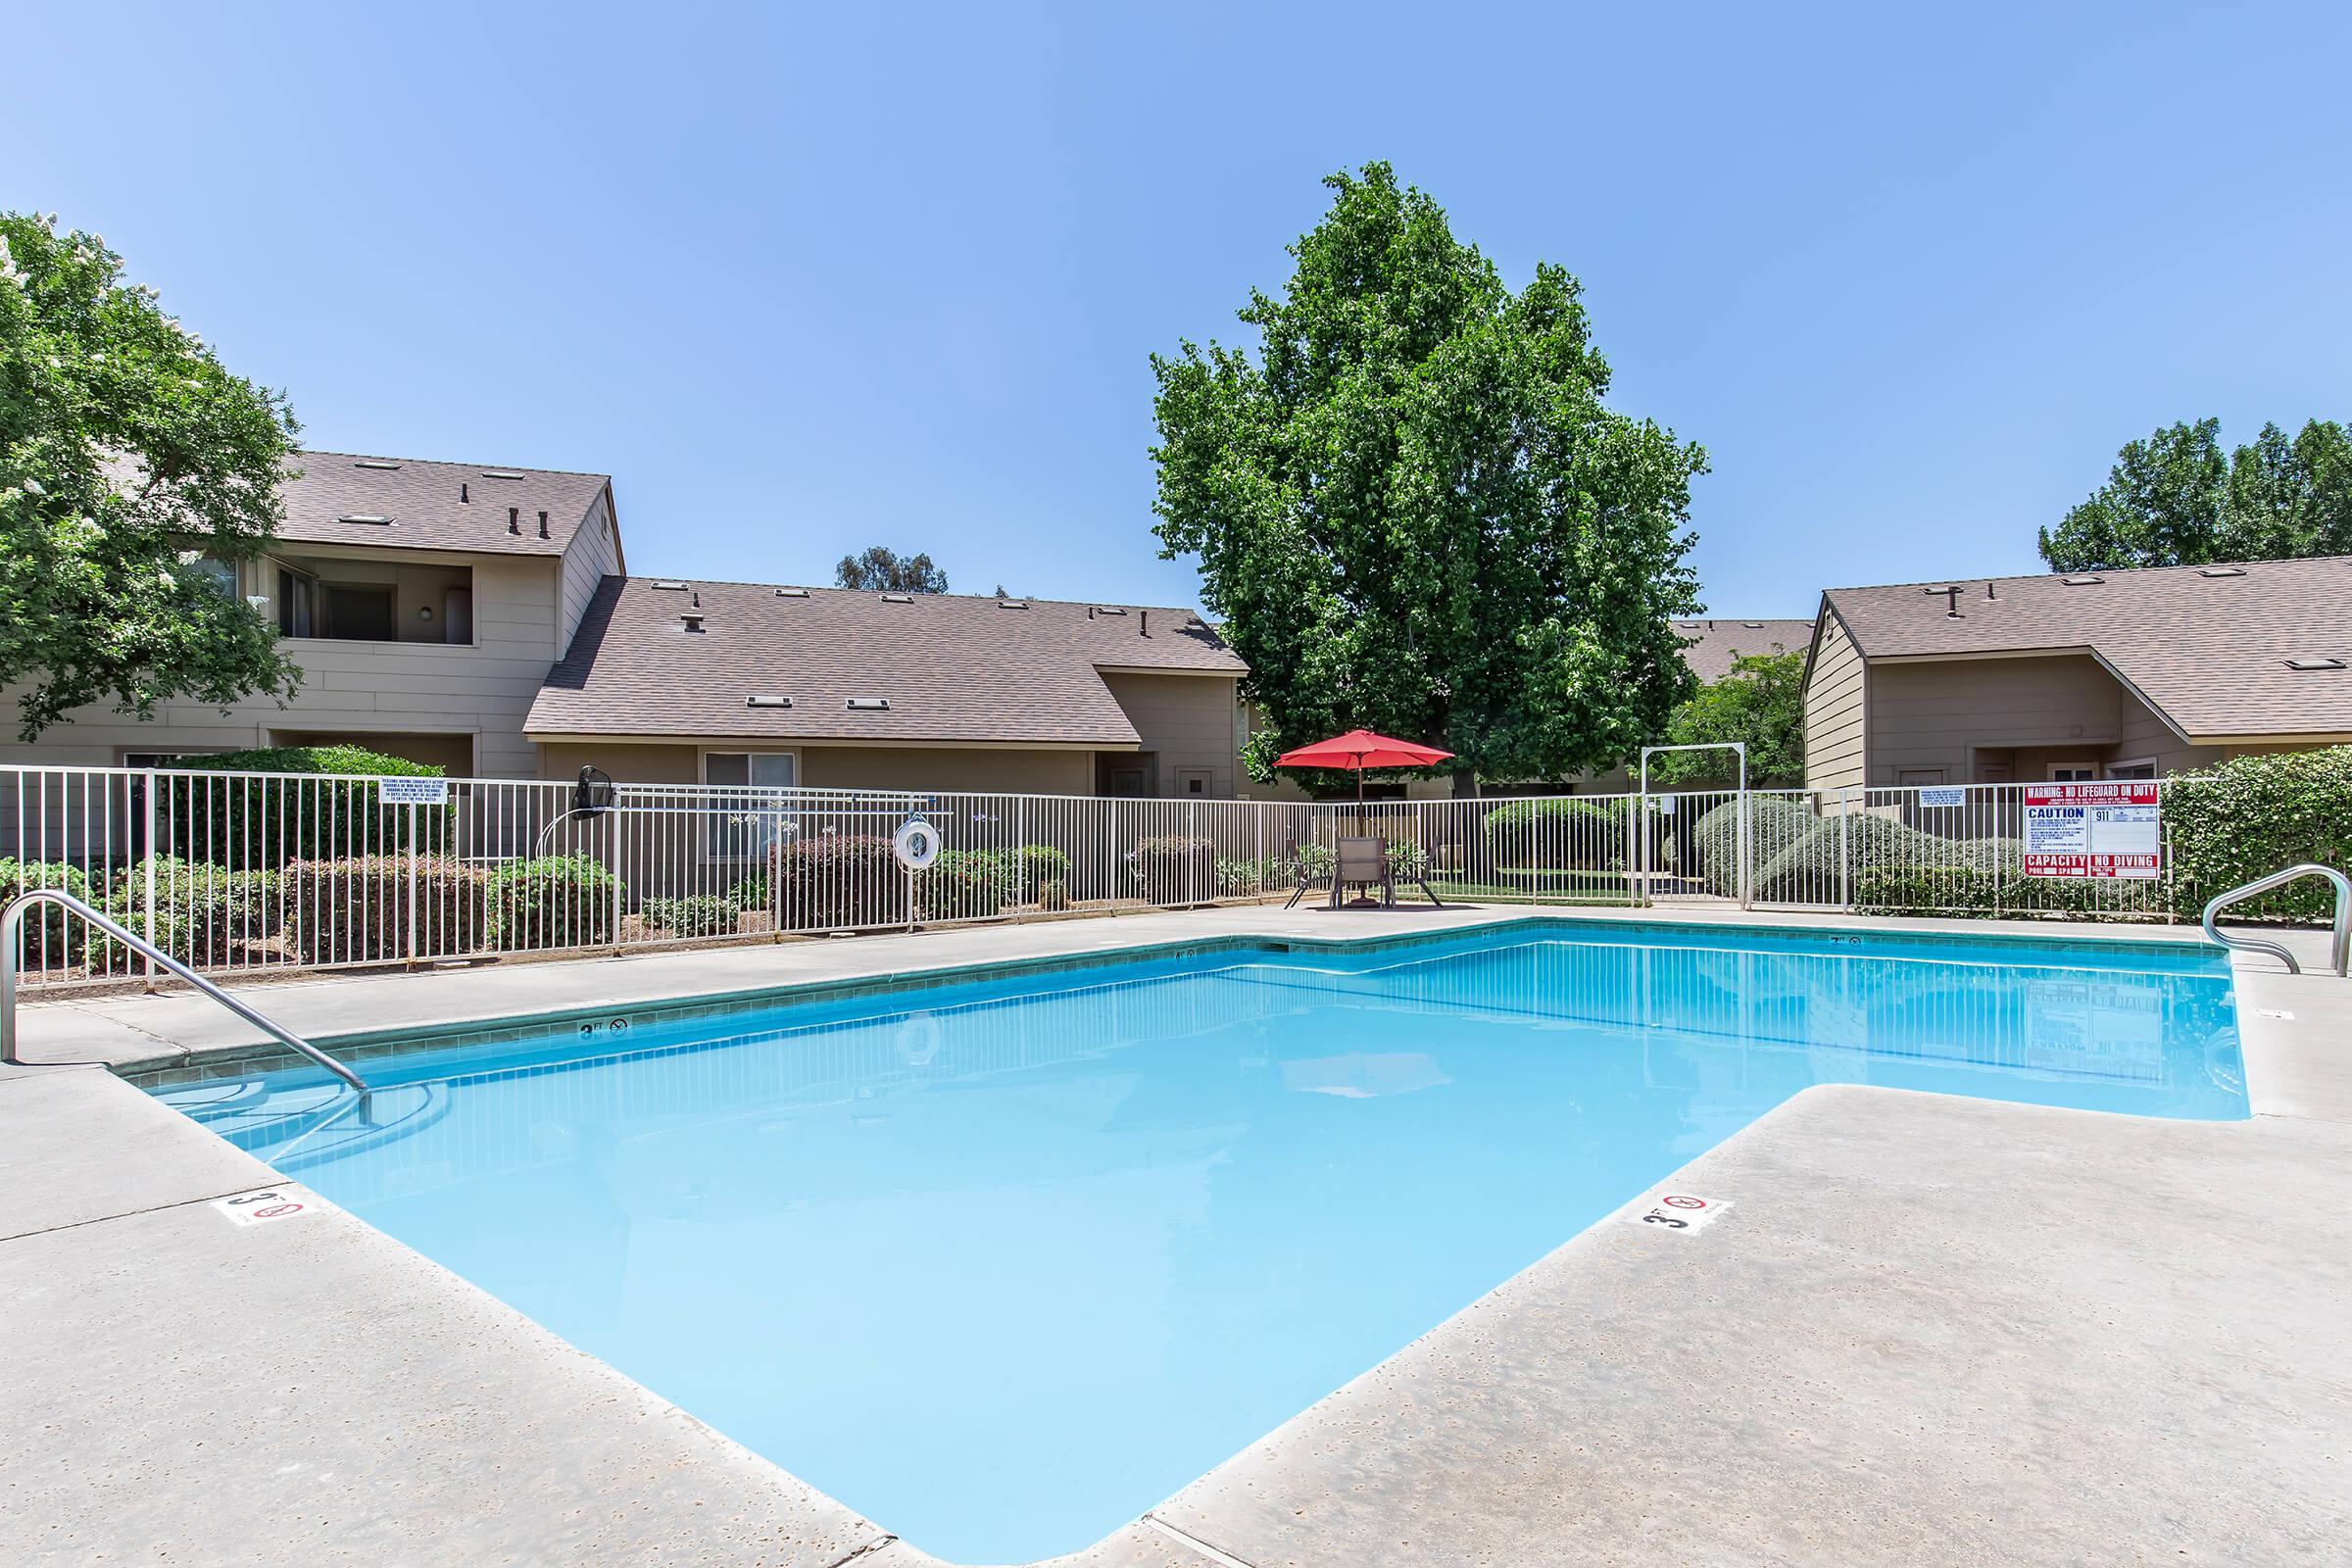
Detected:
[{"left": 2021, "top": 781, "right": 2160, "bottom": 879}]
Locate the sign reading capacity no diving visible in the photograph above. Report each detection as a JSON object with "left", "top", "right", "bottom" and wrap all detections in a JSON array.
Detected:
[{"left": 2021, "top": 781, "right": 2160, "bottom": 879}]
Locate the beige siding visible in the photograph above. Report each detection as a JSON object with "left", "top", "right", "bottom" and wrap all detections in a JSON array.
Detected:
[
  {"left": 1801, "top": 613, "right": 1867, "bottom": 790},
  {"left": 556, "top": 489, "right": 622, "bottom": 657},
  {"left": 1101, "top": 672, "right": 1244, "bottom": 797},
  {"left": 537, "top": 740, "right": 1096, "bottom": 796},
  {"left": 1865, "top": 654, "right": 2120, "bottom": 783},
  {"left": 803, "top": 746, "right": 1096, "bottom": 796},
  {"left": 0, "top": 552, "right": 562, "bottom": 780}
]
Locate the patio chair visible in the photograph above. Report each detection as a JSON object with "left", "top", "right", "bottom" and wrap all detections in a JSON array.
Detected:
[{"left": 1330, "top": 835, "right": 1445, "bottom": 909}]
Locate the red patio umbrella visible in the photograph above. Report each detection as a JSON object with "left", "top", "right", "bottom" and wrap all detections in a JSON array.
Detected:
[{"left": 1274, "top": 729, "right": 1456, "bottom": 809}]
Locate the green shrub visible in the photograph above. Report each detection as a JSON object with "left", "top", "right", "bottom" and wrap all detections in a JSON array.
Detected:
[
  {"left": 1295, "top": 842, "right": 1336, "bottom": 882},
  {"left": 1386, "top": 838, "right": 1431, "bottom": 880},
  {"left": 1035, "top": 878, "right": 1069, "bottom": 911},
  {"left": 1014, "top": 844, "right": 1072, "bottom": 897},
  {"left": 641, "top": 894, "right": 741, "bottom": 937},
  {"left": 920, "top": 849, "right": 1017, "bottom": 920},
  {"left": 1131, "top": 835, "right": 1215, "bottom": 904},
  {"left": 1855, "top": 864, "right": 2160, "bottom": 919},
  {"left": 2166, "top": 748, "right": 2352, "bottom": 923},
  {"left": 487, "top": 855, "right": 619, "bottom": 950},
  {"left": 1216, "top": 854, "right": 1300, "bottom": 897},
  {"left": 768, "top": 834, "right": 904, "bottom": 930},
  {"left": 1482, "top": 797, "right": 1628, "bottom": 869},
  {"left": 0, "top": 859, "right": 90, "bottom": 964},
  {"left": 88, "top": 858, "right": 280, "bottom": 971},
  {"left": 285, "top": 856, "right": 488, "bottom": 965},
  {"left": 154, "top": 745, "right": 450, "bottom": 869}
]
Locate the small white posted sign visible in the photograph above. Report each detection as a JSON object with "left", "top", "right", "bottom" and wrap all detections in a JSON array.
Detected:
[
  {"left": 212, "top": 1187, "right": 322, "bottom": 1227},
  {"left": 1623, "top": 1190, "right": 1732, "bottom": 1234},
  {"left": 377, "top": 775, "right": 450, "bottom": 808}
]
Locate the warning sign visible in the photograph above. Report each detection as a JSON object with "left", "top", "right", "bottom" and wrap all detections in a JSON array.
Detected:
[
  {"left": 211, "top": 1187, "right": 322, "bottom": 1227},
  {"left": 2021, "top": 782, "right": 2160, "bottom": 879},
  {"left": 1623, "top": 1190, "right": 1733, "bottom": 1234}
]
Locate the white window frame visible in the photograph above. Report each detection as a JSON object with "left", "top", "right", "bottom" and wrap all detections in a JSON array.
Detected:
[
  {"left": 2104, "top": 758, "right": 2157, "bottom": 780},
  {"left": 2047, "top": 760, "right": 2098, "bottom": 782}
]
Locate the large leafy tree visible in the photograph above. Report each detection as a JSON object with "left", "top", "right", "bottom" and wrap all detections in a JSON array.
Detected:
[
  {"left": 2038, "top": 416, "right": 2352, "bottom": 571},
  {"left": 0, "top": 212, "right": 299, "bottom": 740},
  {"left": 1648, "top": 649, "right": 1806, "bottom": 788},
  {"left": 1151, "top": 164, "right": 1706, "bottom": 796},
  {"left": 835, "top": 545, "right": 948, "bottom": 593}
]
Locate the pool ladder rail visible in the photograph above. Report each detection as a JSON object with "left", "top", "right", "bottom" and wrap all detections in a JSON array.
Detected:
[
  {"left": 0, "top": 888, "right": 369, "bottom": 1094},
  {"left": 2201, "top": 863, "right": 2352, "bottom": 977}
]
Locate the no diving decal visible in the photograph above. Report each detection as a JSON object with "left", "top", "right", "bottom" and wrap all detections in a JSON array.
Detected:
[
  {"left": 1623, "top": 1191, "right": 1732, "bottom": 1235},
  {"left": 212, "top": 1187, "right": 324, "bottom": 1227}
]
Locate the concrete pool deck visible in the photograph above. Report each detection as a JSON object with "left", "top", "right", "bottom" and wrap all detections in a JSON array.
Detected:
[{"left": 2, "top": 904, "right": 2346, "bottom": 1565}]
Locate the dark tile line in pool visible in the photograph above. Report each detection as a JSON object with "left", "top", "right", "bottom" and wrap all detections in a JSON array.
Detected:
[{"left": 116, "top": 914, "right": 2215, "bottom": 1090}]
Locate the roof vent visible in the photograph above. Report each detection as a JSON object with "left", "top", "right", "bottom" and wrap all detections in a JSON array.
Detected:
[
  {"left": 1095, "top": 606, "right": 1128, "bottom": 615},
  {"left": 2284, "top": 658, "right": 2346, "bottom": 671},
  {"left": 337, "top": 513, "right": 393, "bottom": 525},
  {"left": 508, "top": 506, "right": 521, "bottom": 535},
  {"left": 651, "top": 580, "right": 689, "bottom": 591},
  {"left": 681, "top": 612, "right": 706, "bottom": 632},
  {"left": 880, "top": 592, "right": 914, "bottom": 604},
  {"left": 1741, "top": 620, "right": 1765, "bottom": 628},
  {"left": 2198, "top": 565, "right": 2247, "bottom": 578},
  {"left": 482, "top": 470, "right": 527, "bottom": 480},
  {"left": 776, "top": 587, "right": 808, "bottom": 598},
  {"left": 352, "top": 460, "right": 401, "bottom": 470},
  {"left": 745, "top": 694, "right": 793, "bottom": 708},
  {"left": 845, "top": 697, "right": 890, "bottom": 710},
  {"left": 998, "top": 600, "right": 1028, "bottom": 610},
  {"left": 2062, "top": 574, "right": 2103, "bottom": 585},
  {"left": 536, "top": 510, "right": 550, "bottom": 539},
  {"left": 460, "top": 482, "right": 469, "bottom": 504}
]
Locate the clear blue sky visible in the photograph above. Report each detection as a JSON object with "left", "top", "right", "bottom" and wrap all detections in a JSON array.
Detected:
[{"left": 9, "top": 3, "right": 2348, "bottom": 617}]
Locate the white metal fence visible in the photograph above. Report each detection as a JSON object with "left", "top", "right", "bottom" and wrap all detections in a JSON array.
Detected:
[{"left": 0, "top": 764, "right": 2197, "bottom": 992}]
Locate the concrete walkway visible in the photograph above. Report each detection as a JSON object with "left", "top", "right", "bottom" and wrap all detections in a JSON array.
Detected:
[{"left": 2, "top": 906, "right": 2345, "bottom": 1566}]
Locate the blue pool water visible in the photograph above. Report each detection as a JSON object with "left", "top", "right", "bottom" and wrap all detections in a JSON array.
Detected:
[{"left": 155, "top": 921, "right": 2243, "bottom": 1561}]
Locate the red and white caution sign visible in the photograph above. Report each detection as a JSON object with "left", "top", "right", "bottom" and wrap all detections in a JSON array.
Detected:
[
  {"left": 1623, "top": 1190, "right": 1732, "bottom": 1235},
  {"left": 211, "top": 1187, "right": 322, "bottom": 1227}
]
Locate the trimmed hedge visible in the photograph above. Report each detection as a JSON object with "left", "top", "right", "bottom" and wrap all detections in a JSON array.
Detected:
[
  {"left": 89, "top": 858, "right": 279, "bottom": 971},
  {"left": 487, "top": 855, "right": 619, "bottom": 950},
  {"left": 1482, "top": 797, "right": 1628, "bottom": 870},
  {"left": 2166, "top": 749, "right": 2352, "bottom": 922},
  {"left": 0, "top": 859, "right": 90, "bottom": 963},
  {"left": 157, "top": 745, "right": 449, "bottom": 869},
  {"left": 1671, "top": 798, "right": 1816, "bottom": 898},
  {"left": 285, "top": 856, "right": 488, "bottom": 965}
]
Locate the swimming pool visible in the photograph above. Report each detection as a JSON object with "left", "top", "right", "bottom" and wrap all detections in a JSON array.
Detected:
[{"left": 152, "top": 920, "right": 2243, "bottom": 1562}]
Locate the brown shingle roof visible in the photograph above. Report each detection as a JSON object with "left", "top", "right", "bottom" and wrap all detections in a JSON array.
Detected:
[
  {"left": 274, "top": 450, "right": 612, "bottom": 558},
  {"left": 1821, "top": 556, "right": 2352, "bottom": 740},
  {"left": 525, "top": 579, "right": 1248, "bottom": 744},
  {"left": 1672, "top": 618, "right": 1813, "bottom": 683}
]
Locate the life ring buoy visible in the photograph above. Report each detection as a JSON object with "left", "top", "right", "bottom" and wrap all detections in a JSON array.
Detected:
[{"left": 892, "top": 817, "right": 941, "bottom": 871}]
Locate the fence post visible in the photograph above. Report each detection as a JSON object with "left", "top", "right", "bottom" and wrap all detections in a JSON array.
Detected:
[
  {"left": 406, "top": 800, "right": 420, "bottom": 965},
  {"left": 1838, "top": 789, "right": 1852, "bottom": 909},
  {"left": 140, "top": 767, "right": 158, "bottom": 992},
  {"left": 610, "top": 807, "right": 624, "bottom": 952},
  {"left": 1738, "top": 787, "right": 1753, "bottom": 910}
]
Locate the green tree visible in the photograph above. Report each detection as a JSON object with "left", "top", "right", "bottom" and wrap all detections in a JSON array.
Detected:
[
  {"left": 1151, "top": 164, "right": 1706, "bottom": 797},
  {"left": 2038, "top": 416, "right": 2352, "bottom": 571},
  {"left": 1647, "top": 649, "right": 1806, "bottom": 787},
  {"left": 835, "top": 545, "right": 948, "bottom": 593},
  {"left": 0, "top": 212, "right": 300, "bottom": 739}
]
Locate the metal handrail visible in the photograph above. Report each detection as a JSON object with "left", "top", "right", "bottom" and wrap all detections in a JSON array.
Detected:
[
  {"left": 2200, "top": 863, "right": 2352, "bottom": 977},
  {"left": 0, "top": 889, "right": 368, "bottom": 1093}
]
